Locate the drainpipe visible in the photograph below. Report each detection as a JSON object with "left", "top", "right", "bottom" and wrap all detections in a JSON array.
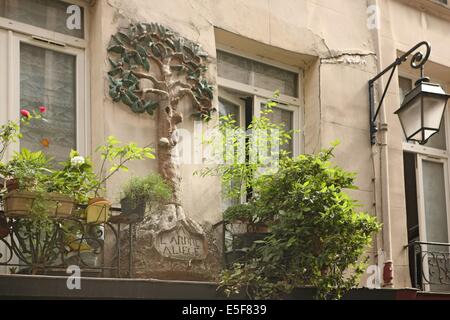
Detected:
[{"left": 369, "top": 0, "right": 394, "bottom": 287}]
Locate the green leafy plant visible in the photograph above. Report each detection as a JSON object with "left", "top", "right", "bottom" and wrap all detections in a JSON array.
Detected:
[
  {"left": 197, "top": 94, "right": 380, "bottom": 300},
  {"left": 219, "top": 145, "right": 381, "bottom": 300},
  {"left": 0, "top": 108, "right": 45, "bottom": 187},
  {"left": 0, "top": 148, "right": 52, "bottom": 191},
  {"left": 196, "top": 92, "right": 294, "bottom": 201},
  {"left": 0, "top": 121, "right": 20, "bottom": 163},
  {"left": 93, "top": 136, "right": 155, "bottom": 198},
  {"left": 47, "top": 150, "right": 98, "bottom": 204},
  {"left": 121, "top": 173, "right": 172, "bottom": 211}
]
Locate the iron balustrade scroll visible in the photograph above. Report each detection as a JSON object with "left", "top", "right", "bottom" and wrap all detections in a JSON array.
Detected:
[
  {"left": 407, "top": 241, "right": 450, "bottom": 291},
  {"left": 0, "top": 206, "right": 136, "bottom": 278}
]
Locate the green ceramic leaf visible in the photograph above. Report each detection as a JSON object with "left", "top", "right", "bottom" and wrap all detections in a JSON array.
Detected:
[{"left": 107, "top": 45, "right": 125, "bottom": 54}]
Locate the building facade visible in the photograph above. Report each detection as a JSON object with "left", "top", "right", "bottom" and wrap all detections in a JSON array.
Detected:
[{"left": 1, "top": 0, "right": 450, "bottom": 297}]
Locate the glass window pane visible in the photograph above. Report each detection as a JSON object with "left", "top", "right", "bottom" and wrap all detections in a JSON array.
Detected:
[
  {"left": 0, "top": 0, "right": 84, "bottom": 38},
  {"left": 217, "top": 51, "right": 251, "bottom": 85},
  {"left": 423, "top": 160, "right": 448, "bottom": 244},
  {"left": 217, "top": 50, "right": 298, "bottom": 97},
  {"left": 219, "top": 98, "right": 240, "bottom": 124},
  {"left": 263, "top": 104, "right": 294, "bottom": 155},
  {"left": 219, "top": 97, "right": 243, "bottom": 210},
  {"left": 20, "top": 42, "right": 77, "bottom": 164},
  {"left": 253, "top": 61, "right": 297, "bottom": 97},
  {"left": 422, "top": 160, "right": 450, "bottom": 292}
]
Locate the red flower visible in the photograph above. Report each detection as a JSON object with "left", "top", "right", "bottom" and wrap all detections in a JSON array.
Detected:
[
  {"left": 38, "top": 106, "right": 47, "bottom": 113},
  {"left": 20, "top": 109, "right": 30, "bottom": 118}
]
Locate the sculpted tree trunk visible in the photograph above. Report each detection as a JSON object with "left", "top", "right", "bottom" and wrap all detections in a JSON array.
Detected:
[{"left": 107, "top": 23, "right": 214, "bottom": 236}]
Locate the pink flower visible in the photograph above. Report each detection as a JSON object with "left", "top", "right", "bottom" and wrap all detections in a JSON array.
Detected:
[
  {"left": 38, "top": 106, "right": 47, "bottom": 113},
  {"left": 20, "top": 109, "right": 30, "bottom": 118}
]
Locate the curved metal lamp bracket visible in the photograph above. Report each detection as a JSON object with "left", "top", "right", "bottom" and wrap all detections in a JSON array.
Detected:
[{"left": 369, "top": 41, "right": 431, "bottom": 145}]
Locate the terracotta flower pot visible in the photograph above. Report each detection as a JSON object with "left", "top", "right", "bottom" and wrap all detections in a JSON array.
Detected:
[{"left": 4, "top": 190, "right": 74, "bottom": 218}]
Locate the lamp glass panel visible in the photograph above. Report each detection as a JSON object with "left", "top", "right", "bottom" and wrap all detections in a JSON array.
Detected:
[
  {"left": 423, "top": 96, "right": 447, "bottom": 130},
  {"left": 398, "top": 98, "right": 422, "bottom": 140},
  {"left": 424, "top": 129, "right": 439, "bottom": 141}
]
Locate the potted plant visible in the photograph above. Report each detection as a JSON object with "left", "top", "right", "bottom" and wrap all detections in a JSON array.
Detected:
[
  {"left": 2, "top": 148, "right": 76, "bottom": 219},
  {"left": 0, "top": 108, "right": 45, "bottom": 192},
  {"left": 118, "top": 173, "right": 172, "bottom": 223},
  {"left": 0, "top": 107, "right": 76, "bottom": 221},
  {"left": 84, "top": 136, "right": 156, "bottom": 224}
]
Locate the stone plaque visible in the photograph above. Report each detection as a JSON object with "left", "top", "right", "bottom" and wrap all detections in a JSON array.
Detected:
[{"left": 155, "top": 224, "right": 207, "bottom": 261}]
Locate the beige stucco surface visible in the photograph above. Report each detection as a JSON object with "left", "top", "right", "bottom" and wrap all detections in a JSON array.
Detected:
[{"left": 84, "top": 0, "right": 450, "bottom": 288}]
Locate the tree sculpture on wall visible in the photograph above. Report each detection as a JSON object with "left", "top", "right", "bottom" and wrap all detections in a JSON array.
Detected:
[{"left": 107, "top": 23, "right": 215, "bottom": 235}]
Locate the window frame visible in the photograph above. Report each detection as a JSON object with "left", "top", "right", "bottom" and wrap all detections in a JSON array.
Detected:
[
  {"left": 0, "top": 0, "right": 88, "bottom": 48},
  {"left": 253, "top": 96, "right": 300, "bottom": 157},
  {"left": 0, "top": 0, "right": 89, "bottom": 160}
]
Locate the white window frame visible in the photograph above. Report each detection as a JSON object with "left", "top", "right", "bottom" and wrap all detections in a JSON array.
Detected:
[
  {"left": 0, "top": 0, "right": 89, "bottom": 160},
  {"left": 219, "top": 90, "right": 246, "bottom": 128},
  {"left": 253, "top": 96, "right": 301, "bottom": 157},
  {"left": 0, "top": 0, "right": 89, "bottom": 48}
]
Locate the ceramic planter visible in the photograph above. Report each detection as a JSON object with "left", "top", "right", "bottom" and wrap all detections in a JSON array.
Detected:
[
  {"left": 86, "top": 197, "right": 111, "bottom": 224},
  {"left": 4, "top": 190, "right": 74, "bottom": 218},
  {"left": 120, "top": 197, "right": 146, "bottom": 222}
]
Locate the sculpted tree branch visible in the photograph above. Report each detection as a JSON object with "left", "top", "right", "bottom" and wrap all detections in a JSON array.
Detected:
[{"left": 131, "top": 71, "right": 164, "bottom": 86}]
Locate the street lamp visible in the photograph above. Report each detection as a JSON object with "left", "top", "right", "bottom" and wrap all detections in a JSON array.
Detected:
[{"left": 369, "top": 41, "right": 450, "bottom": 145}]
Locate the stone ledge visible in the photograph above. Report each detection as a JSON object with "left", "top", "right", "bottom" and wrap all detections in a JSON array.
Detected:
[
  {"left": 0, "top": 274, "right": 225, "bottom": 300},
  {"left": 0, "top": 274, "right": 439, "bottom": 300}
]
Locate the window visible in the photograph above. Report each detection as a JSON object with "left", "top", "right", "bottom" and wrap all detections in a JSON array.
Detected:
[
  {"left": 0, "top": 0, "right": 84, "bottom": 38},
  {"left": 217, "top": 48, "right": 302, "bottom": 256},
  {"left": 217, "top": 50, "right": 299, "bottom": 97},
  {"left": 20, "top": 42, "right": 78, "bottom": 163},
  {"left": 217, "top": 48, "right": 302, "bottom": 206},
  {"left": 0, "top": 0, "right": 88, "bottom": 162}
]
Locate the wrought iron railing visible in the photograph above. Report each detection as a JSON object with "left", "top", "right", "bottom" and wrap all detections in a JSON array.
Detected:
[
  {"left": 407, "top": 241, "right": 450, "bottom": 291},
  {"left": 0, "top": 206, "right": 136, "bottom": 278}
]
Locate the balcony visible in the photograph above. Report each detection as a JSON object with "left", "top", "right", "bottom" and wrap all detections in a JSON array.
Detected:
[
  {"left": 0, "top": 206, "right": 135, "bottom": 278},
  {"left": 407, "top": 241, "right": 450, "bottom": 292}
]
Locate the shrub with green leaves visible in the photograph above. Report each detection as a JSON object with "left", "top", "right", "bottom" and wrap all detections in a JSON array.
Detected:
[
  {"left": 121, "top": 173, "right": 172, "bottom": 210},
  {"left": 220, "top": 146, "right": 381, "bottom": 299}
]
